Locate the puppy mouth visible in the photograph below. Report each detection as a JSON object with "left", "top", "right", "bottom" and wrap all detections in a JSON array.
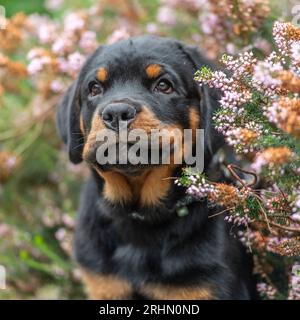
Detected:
[{"left": 85, "top": 140, "right": 175, "bottom": 175}]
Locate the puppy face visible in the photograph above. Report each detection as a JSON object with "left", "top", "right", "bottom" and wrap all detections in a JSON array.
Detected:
[{"left": 57, "top": 36, "right": 220, "bottom": 174}]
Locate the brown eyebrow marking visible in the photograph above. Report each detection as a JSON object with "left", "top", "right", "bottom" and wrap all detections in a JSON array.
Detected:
[
  {"left": 145, "top": 64, "right": 162, "bottom": 78},
  {"left": 97, "top": 67, "right": 108, "bottom": 82}
]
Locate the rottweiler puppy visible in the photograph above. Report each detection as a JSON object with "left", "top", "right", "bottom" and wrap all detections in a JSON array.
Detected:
[{"left": 56, "top": 36, "right": 256, "bottom": 300}]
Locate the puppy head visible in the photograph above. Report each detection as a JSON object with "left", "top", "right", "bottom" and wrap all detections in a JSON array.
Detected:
[{"left": 56, "top": 36, "right": 222, "bottom": 173}]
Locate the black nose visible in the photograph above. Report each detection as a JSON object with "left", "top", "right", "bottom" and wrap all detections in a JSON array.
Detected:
[{"left": 101, "top": 104, "right": 136, "bottom": 131}]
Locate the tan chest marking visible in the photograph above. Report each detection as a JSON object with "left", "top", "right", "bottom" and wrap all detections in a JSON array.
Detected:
[
  {"left": 81, "top": 270, "right": 133, "bottom": 300},
  {"left": 140, "top": 283, "right": 213, "bottom": 300}
]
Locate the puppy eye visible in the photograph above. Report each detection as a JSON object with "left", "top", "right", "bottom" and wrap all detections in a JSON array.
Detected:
[
  {"left": 89, "top": 82, "right": 103, "bottom": 97},
  {"left": 154, "top": 79, "right": 173, "bottom": 94}
]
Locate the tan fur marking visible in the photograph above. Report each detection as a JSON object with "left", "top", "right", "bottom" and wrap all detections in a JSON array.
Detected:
[
  {"left": 130, "top": 106, "right": 161, "bottom": 133},
  {"left": 82, "top": 114, "right": 106, "bottom": 160},
  {"left": 81, "top": 270, "right": 132, "bottom": 300},
  {"left": 140, "top": 283, "right": 213, "bottom": 300},
  {"left": 189, "top": 107, "right": 200, "bottom": 131},
  {"left": 145, "top": 64, "right": 162, "bottom": 78},
  {"left": 95, "top": 168, "right": 132, "bottom": 204},
  {"left": 97, "top": 67, "right": 108, "bottom": 82},
  {"left": 79, "top": 114, "right": 85, "bottom": 135},
  {"left": 139, "top": 165, "right": 175, "bottom": 206}
]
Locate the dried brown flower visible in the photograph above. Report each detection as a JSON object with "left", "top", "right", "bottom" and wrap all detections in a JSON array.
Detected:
[
  {"left": 0, "top": 151, "right": 21, "bottom": 183},
  {"left": 261, "top": 147, "right": 293, "bottom": 166},
  {"left": 268, "top": 237, "right": 300, "bottom": 257},
  {"left": 0, "top": 13, "right": 27, "bottom": 52}
]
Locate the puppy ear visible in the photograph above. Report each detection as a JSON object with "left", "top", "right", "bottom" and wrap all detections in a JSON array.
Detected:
[
  {"left": 56, "top": 79, "right": 83, "bottom": 164},
  {"left": 177, "top": 43, "right": 224, "bottom": 164}
]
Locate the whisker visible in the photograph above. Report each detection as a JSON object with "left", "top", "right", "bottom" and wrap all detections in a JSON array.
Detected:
[{"left": 73, "top": 143, "right": 85, "bottom": 150}]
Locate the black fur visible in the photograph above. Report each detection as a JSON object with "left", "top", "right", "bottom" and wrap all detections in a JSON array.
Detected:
[{"left": 56, "top": 36, "right": 256, "bottom": 299}]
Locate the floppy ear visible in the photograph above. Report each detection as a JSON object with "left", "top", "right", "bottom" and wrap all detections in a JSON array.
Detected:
[
  {"left": 56, "top": 79, "right": 83, "bottom": 164},
  {"left": 177, "top": 43, "right": 224, "bottom": 165}
]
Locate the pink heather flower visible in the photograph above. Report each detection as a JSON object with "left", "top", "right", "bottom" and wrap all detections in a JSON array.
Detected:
[
  {"left": 225, "top": 43, "right": 237, "bottom": 55},
  {"left": 79, "top": 31, "right": 98, "bottom": 53},
  {"left": 224, "top": 213, "right": 251, "bottom": 226},
  {"left": 45, "top": 0, "right": 64, "bottom": 11},
  {"left": 291, "top": 42, "right": 300, "bottom": 64},
  {"left": 291, "top": 213, "right": 300, "bottom": 222},
  {"left": 292, "top": 188, "right": 300, "bottom": 215},
  {"left": 254, "top": 37, "right": 272, "bottom": 55},
  {"left": 186, "top": 177, "right": 215, "bottom": 199},
  {"left": 221, "top": 52, "right": 257, "bottom": 78},
  {"left": 55, "top": 228, "right": 66, "bottom": 241},
  {"left": 257, "top": 282, "right": 277, "bottom": 299},
  {"left": 62, "top": 213, "right": 75, "bottom": 229},
  {"left": 37, "top": 22, "right": 57, "bottom": 44},
  {"left": 251, "top": 154, "right": 267, "bottom": 173},
  {"left": 52, "top": 35, "right": 74, "bottom": 55},
  {"left": 273, "top": 21, "right": 290, "bottom": 56},
  {"left": 50, "top": 80, "right": 65, "bottom": 93},
  {"left": 199, "top": 12, "right": 219, "bottom": 35},
  {"left": 27, "top": 48, "right": 47, "bottom": 60},
  {"left": 56, "top": 57, "right": 69, "bottom": 73},
  {"left": 252, "top": 58, "right": 283, "bottom": 96},
  {"left": 288, "top": 263, "right": 300, "bottom": 300},
  {"left": 107, "top": 28, "right": 130, "bottom": 45},
  {"left": 0, "top": 223, "right": 10, "bottom": 237},
  {"left": 27, "top": 57, "right": 51, "bottom": 75},
  {"left": 67, "top": 52, "right": 86, "bottom": 74},
  {"left": 64, "top": 12, "right": 86, "bottom": 33},
  {"left": 157, "top": 6, "right": 177, "bottom": 26},
  {"left": 5, "top": 155, "right": 18, "bottom": 169},
  {"left": 146, "top": 23, "right": 159, "bottom": 34}
]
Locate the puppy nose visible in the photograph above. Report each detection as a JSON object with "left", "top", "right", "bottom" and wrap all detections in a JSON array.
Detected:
[{"left": 101, "top": 104, "right": 136, "bottom": 131}]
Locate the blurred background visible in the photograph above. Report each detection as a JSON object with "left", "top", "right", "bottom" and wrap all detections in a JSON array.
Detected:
[{"left": 0, "top": 0, "right": 297, "bottom": 299}]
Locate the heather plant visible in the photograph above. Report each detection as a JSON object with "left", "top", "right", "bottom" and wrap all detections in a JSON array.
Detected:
[{"left": 191, "top": 21, "right": 300, "bottom": 299}]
